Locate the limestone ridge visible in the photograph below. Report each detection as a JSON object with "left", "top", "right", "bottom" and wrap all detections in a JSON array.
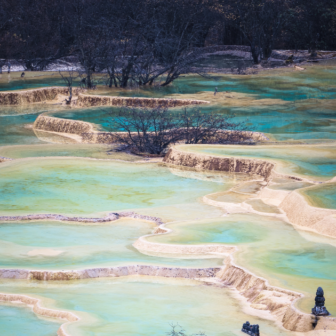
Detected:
[
  {"left": 280, "top": 190, "right": 336, "bottom": 238},
  {"left": 218, "top": 258, "right": 336, "bottom": 332},
  {"left": 0, "top": 266, "right": 220, "bottom": 281},
  {"left": 77, "top": 94, "right": 209, "bottom": 108},
  {"left": 163, "top": 148, "right": 274, "bottom": 181},
  {"left": 34, "top": 115, "right": 93, "bottom": 135},
  {"left": 0, "top": 86, "right": 209, "bottom": 106},
  {"left": 0, "top": 87, "right": 82, "bottom": 105},
  {"left": 0, "top": 211, "right": 164, "bottom": 225},
  {"left": 0, "top": 156, "right": 12, "bottom": 162}
]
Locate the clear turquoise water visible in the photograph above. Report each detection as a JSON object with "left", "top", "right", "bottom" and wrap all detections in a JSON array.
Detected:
[
  {"left": 0, "top": 113, "right": 43, "bottom": 146},
  {"left": 302, "top": 183, "right": 336, "bottom": 209},
  {"left": 0, "top": 74, "right": 67, "bottom": 91},
  {"left": 0, "top": 105, "right": 67, "bottom": 146},
  {"left": 0, "top": 220, "right": 223, "bottom": 269},
  {"left": 0, "top": 158, "right": 231, "bottom": 215},
  {"left": 0, "top": 304, "right": 60, "bottom": 336},
  {"left": 0, "top": 144, "right": 139, "bottom": 161},
  {"left": 0, "top": 278, "right": 293, "bottom": 336}
]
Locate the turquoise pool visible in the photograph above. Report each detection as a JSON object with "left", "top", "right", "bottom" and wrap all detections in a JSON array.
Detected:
[{"left": 0, "top": 219, "right": 224, "bottom": 269}]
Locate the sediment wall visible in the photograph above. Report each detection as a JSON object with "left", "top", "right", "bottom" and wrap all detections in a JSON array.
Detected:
[
  {"left": 279, "top": 191, "right": 336, "bottom": 238},
  {"left": 0, "top": 265, "right": 220, "bottom": 281},
  {"left": 34, "top": 115, "right": 94, "bottom": 135},
  {"left": 163, "top": 148, "right": 274, "bottom": 180},
  {"left": 77, "top": 94, "right": 209, "bottom": 108},
  {"left": 0, "top": 87, "right": 81, "bottom": 105},
  {"left": 217, "top": 258, "right": 336, "bottom": 332},
  {"left": 81, "top": 132, "right": 119, "bottom": 144},
  {"left": 0, "top": 86, "right": 209, "bottom": 107},
  {"left": 0, "top": 156, "right": 12, "bottom": 163},
  {"left": 0, "top": 211, "right": 164, "bottom": 225}
]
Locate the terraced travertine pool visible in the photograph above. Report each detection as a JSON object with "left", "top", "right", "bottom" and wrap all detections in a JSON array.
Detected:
[
  {"left": 1, "top": 62, "right": 336, "bottom": 336},
  {"left": 175, "top": 144, "right": 336, "bottom": 181},
  {"left": 147, "top": 214, "right": 336, "bottom": 315}
]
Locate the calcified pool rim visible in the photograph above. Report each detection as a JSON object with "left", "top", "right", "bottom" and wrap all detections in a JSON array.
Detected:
[
  {"left": 0, "top": 86, "right": 210, "bottom": 107},
  {"left": 32, "top": 113, "right": 268, "bottom": 145},
  {"left": 0, "top": 292, "right": 79, "bottom": 336}
]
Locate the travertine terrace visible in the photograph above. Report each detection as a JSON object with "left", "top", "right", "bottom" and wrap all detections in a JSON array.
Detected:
[{"left": 1, "top": 62, "right": 336, "bottom": 336}]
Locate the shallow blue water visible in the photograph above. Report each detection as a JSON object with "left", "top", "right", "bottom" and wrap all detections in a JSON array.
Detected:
[
  {"left": 0, "top": 304, "right": 60, "bottom": 336},
  {"left": 0, "top": 221, "right": 224, "bottom": 269},
  {"left": 0, "top": 158, "right": 227, "bottom": 215},
  {"left": 0, "top": 114, "right": 43, "bottom": 146},
  {"left": 303, "top": 183, "right": 336, "bottom": 209}
]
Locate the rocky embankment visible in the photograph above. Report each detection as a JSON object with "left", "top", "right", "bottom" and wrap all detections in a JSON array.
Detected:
[
  {"left": 0, "top": 87, "right": 81, "bottom": 105},
  {"left": 0, "top": 87, "right": 209, "bottom": 107},
  {"left": 77, "top": 94, "right": 209, "bottom": 108},
  {"left": 0, "top": 265, "right": 220, "bottom": 281},
  {"left": 34, "top": 115, "right": 93, "bottom": 135},
  {"left": 163, "top": 148, "right": 274, "bottom": 181},
  {"left": 217, "top": 258, "right": 336, "bottom": 332},
  {"left": 280, "top": 190, "right": 336, "bottom": 238},
  {"left": 0, "top": 211, "right": 164, "bottom": 225},
  {"left": 0, "top": 156, "right": 12, "bottom": 163}
]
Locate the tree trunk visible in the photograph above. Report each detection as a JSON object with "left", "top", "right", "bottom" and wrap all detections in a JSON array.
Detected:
[
  {"left": 66, "top": 86, "right": 72, "bottom": 105},
  {"left": 250, "top": 45, "right": 260, "bottom": 64}
]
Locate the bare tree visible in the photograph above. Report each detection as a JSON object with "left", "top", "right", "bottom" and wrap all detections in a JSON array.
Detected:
[
  {"left": 58, "top": 69, "right": 79, "bottom": 104},
  {"left": 111, "top": 106, "right": 183, "bottom": 155},
  {"left": 180, "top": 108, "right": 249, "bottom": 144},
  {"left": 110, "top": 106, "right": 251, "bottom": 155}
]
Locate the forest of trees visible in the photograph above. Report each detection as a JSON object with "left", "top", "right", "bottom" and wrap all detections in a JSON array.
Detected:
[{"left": 0, "top": 0, "right": 335, "bottom": 87}]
